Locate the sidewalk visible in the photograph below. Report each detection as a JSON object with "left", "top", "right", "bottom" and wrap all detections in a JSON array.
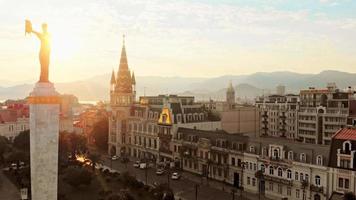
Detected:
[{"left": 182, "top": 171, "right": 270, "bottom": 200}]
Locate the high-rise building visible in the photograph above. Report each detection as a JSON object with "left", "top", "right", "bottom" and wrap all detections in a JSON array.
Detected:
[
  {"left": 256, "top": 94, "right": 299, "bottom": 139},
  {"left": 276, "top": 84, "right": 286, "bottom": 95},
  {"left": 298, "top": 84, "right": 353, "bottom": 145}
]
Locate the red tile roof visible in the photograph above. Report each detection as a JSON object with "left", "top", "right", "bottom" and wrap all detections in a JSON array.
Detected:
[{"left": 333, "top": 128, "right": 356, "bottom": 141}]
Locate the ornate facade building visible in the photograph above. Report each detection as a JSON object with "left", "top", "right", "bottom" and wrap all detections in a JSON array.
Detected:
[{"left": 108, "top": 38, "right": 221, "bottom": 164}]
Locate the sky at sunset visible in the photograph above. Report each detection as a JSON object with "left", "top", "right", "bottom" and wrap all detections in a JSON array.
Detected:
[{"left": 1, "top": 0, "right": 356, "bottom": 83}]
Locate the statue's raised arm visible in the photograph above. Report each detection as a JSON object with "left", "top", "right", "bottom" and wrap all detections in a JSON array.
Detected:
[{"left": 25, "top": 20, "right": 51, "bottom": 82}]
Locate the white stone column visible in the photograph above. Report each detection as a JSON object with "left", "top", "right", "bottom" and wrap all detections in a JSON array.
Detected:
[{"left": 29, "top": 82, "right": 60, "bottom": 200}]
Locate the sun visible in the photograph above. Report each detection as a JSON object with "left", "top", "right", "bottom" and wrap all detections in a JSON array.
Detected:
[{"left": 50, "top": 25, "right": 82, "bottom": 61}]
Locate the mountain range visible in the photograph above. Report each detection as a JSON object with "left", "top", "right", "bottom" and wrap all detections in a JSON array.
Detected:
[{"left": 1, "top": 70, "right": 356, "bottom": 102}]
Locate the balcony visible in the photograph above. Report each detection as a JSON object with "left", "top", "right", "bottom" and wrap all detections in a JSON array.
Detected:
[
  {"left": 310, "top": 185, "right": 324, "bottom": 193},
  {"left": 263, "top": 174, "right": 293, "bottom": 186}
]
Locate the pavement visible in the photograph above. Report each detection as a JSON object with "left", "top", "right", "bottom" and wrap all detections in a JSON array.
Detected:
[
  {"left": 0, "top": 170, "right": 21, "bottom": 200},
  {"left": 102, "top": 157, "right": 271, "bottom": 200}
]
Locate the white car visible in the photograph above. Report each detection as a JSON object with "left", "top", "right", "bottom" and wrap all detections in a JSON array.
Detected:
[
  {"left": 171, "top": 172, "right": 180, "bottom": 180},
  {"left": 133, "top": 161, "right": 140, "bottom": 168},
  {"left": 156, "top": 168, "right": 165, "bottom": 175},
  {"left": 139, "top": 163, "right": 148, "bottom": 169},
  {"left": 111, "top": 155, "right": 119, "bottom": 161}
]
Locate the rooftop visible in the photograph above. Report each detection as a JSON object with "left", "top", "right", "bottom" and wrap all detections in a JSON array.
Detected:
[{"left": 332, "top": 127, "right": 356, "bottom": 141}]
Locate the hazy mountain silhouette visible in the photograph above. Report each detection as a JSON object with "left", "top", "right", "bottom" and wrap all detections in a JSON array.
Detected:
[{"left": 1, "top": 70, "right": 356, "bottom": 101}]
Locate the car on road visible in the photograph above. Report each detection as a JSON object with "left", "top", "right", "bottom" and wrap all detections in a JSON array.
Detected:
[
  {"left": 111, "top": 155, "right": 119, "bottom": 160},
  {"left": 171, "top": 172, "right": 180, "bottom": 180},
  {"left": 133, "top": 161, "right": 140, "bottom": 168},
  {"left": 139, "top": 163, "right": 148, "bottom": 169},
  {"left": 156, "top": 168, "right": 164, "bottom": 175}
]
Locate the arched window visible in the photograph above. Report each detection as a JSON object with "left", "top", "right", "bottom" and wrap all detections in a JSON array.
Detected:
[
  {"left": 288, "top": 151, "right": 293, "bottom": 160},
  {"left": 315, "top": 175, "right": 321, "bottom": 186},
  {"left": 343, "top": 141, "right": 352, "bottom": 153},
  {"left": 269, "top": 166, "right": 274, "bottom": 175},
  {"left": 278, "top": 168, "right": 283, "bottom": 177},
  {"left": 260, "top": 164, "right": 265, "bottom": 173},
  {"left": 316, "top": 155, "right": 323, "bottom": 165},
  {"left": 273, "top": 149, "right": 279, "bottom": 159},
  {"left": 287, "top": 170, "right": 292, "bottom": 179},
  {"left": 300, "top": 173, "right": 304, "bottom": 181},
  {"left": 300, "top": 153, "right": 306, "bottom": 162},
  {"left": 295, "top": 172, "right": 299, "bottom": 181},
  {"left": 305, "top": 174, "right": 309, "bottom": 182},
  {"left": 250, "top": 146, "right": 255, "bottom": 153}
]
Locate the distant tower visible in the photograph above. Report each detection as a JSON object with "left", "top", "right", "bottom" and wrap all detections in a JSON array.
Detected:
[
  {"left": 226, "top": 81, "right": 235, "bottom": 110},
  {"left": 276, "top": 84, "right": 285, "bottom": 95},
  {"left": 108, "top": 35, "right": 134, "bottom": 157}
]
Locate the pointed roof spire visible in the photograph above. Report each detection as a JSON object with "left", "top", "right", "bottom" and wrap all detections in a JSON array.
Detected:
[
  {"left": 111, "top": 70, "right": 116, "bottom": 84},
  {"left": 115, "top": 34, "right": 133, "bottom": 93},
  {"left": 131, "top": 71, "right": 136, "bottom": 85},
  {"left": 228, "top": 80, "right": 235, "bottom": 92}
]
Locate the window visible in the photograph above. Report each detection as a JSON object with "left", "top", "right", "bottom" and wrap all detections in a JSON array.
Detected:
[
  {"left": 269, "top": 166, "right": 274, "bottom": 175},
  {"left": 278, "top": 184, "right": 282, "bottom": 194},
  {"left": 315, "top": 176, "right": 320, "bottom": 186},
  {"left": 296, "top": 189, "right": 300, "bottom": 198},
  {"left": 250, "top": 146, "right": 255, "bottom": 153},
  {"left": 260, "top": 164, "right": 265, "bottom": 173},
  {"left": 231, "top": 157, "right": 236, "bottom": 166},
  {"left": 278, "top": 168, "right": 283, "bottom": 177},
  {"left": 295, "top": 172, "right": 299, "bottom": 181},
  {"left": 252, "top": 178, "right": 256, "bottom": 186},
  {"left": 247, "top": 177, "right": 251, "bottom": 185},
  {"left": 287, "top": 170, "right": 292, "bottom": 179},
  {"left": 288, "top": 151, "right": 294, "bottom": 160},
  {"left": 316, "top": 155, "right": 323, "bottom": 166},
  {"left": 273, "top": 149, "right": 279, "bottom": 159},
  {"left": 287, "top": 187, "right": 291, "bottom": 196},
  {"left": 300, "top": 173, "right": 304, "bottom": 181},
  {"left": 269, "top": 182, "right": 273, "bottom": 191},
  {"left": 254, "top": 163, "right": 257, "bottom": 171},
  {"left": 343, "top": 141, "right": 351, "bottom": 153},
  {"left": 300, "top": 153, "right": 306, "bottom": 162},
  {"left": 339, "top": 178, "right": 350, "bottom": 189},
  {"left": 305, "top": 174, "right": 309, "bottom": 182}
]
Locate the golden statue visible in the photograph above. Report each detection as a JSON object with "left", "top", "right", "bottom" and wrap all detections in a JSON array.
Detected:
[{"left": 25, "top": 20, "right": 51, "bottom": 82}]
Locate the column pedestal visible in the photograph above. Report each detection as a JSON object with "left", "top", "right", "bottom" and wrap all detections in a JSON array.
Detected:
[{"left": 29, "top": 82, "right": 60, "bottom": 200}]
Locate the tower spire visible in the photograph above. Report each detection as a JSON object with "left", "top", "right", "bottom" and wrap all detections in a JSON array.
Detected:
[
  {"left": 115, "top": 34, "right": 132, "bottom": 93},
  {"left": 110, "top": 69, "right": 116, "bottom": 84}
]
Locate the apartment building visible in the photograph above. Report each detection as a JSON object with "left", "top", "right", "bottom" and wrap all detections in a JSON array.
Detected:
[
  {"left": 256, "top": 94, "right": 299, "bottom": 139},
  {"left": 298, "top": 84, "right": 353, "bottom": 145}
]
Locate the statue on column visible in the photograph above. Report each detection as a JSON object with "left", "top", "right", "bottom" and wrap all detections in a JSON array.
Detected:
[{"left": 25, "top": 20, "right": 51, "bottom": 82}]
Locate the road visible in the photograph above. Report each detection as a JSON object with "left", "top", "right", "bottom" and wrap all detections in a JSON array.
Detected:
[
  {"left": 102, "top": 158, "right": 267, "bottom": 200},
  {"left": 0, "top": 170, "right": 21, "bottom": 200}
]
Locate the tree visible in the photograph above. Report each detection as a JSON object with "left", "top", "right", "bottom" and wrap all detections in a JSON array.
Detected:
[
  {"left": 87, "top": 152, "right": 101, "bottom": 172},
  {"left": 106, "top": 192, "right": 135, "bottom": 200},
  {"left": 6, "top": 150, "right": 29, "bottom": 167},
  {"left": 0, "top": 136, "right": 10, "bottom": 164},
  {"left": 91, "top": 118, "right": 108, "bottom": 152},
  {"left": 13, "top": 130, "right": 30, "bottom": 152},
  {"left": 152, "top": 183, "right": 174, "bottom": 200},
  {"left": 59, "top": 132, "right": 87, "bottom": 165},
  {"left": 64, "top": 167, "right": 92, "bottom": 188},
  {"left": 344, "top": 192, "right": 356, "bottom": 200}
]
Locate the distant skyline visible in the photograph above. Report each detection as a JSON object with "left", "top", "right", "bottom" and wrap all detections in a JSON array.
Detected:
[{"left": 1, "top": 0, "right": 356, "bottom": 82}]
